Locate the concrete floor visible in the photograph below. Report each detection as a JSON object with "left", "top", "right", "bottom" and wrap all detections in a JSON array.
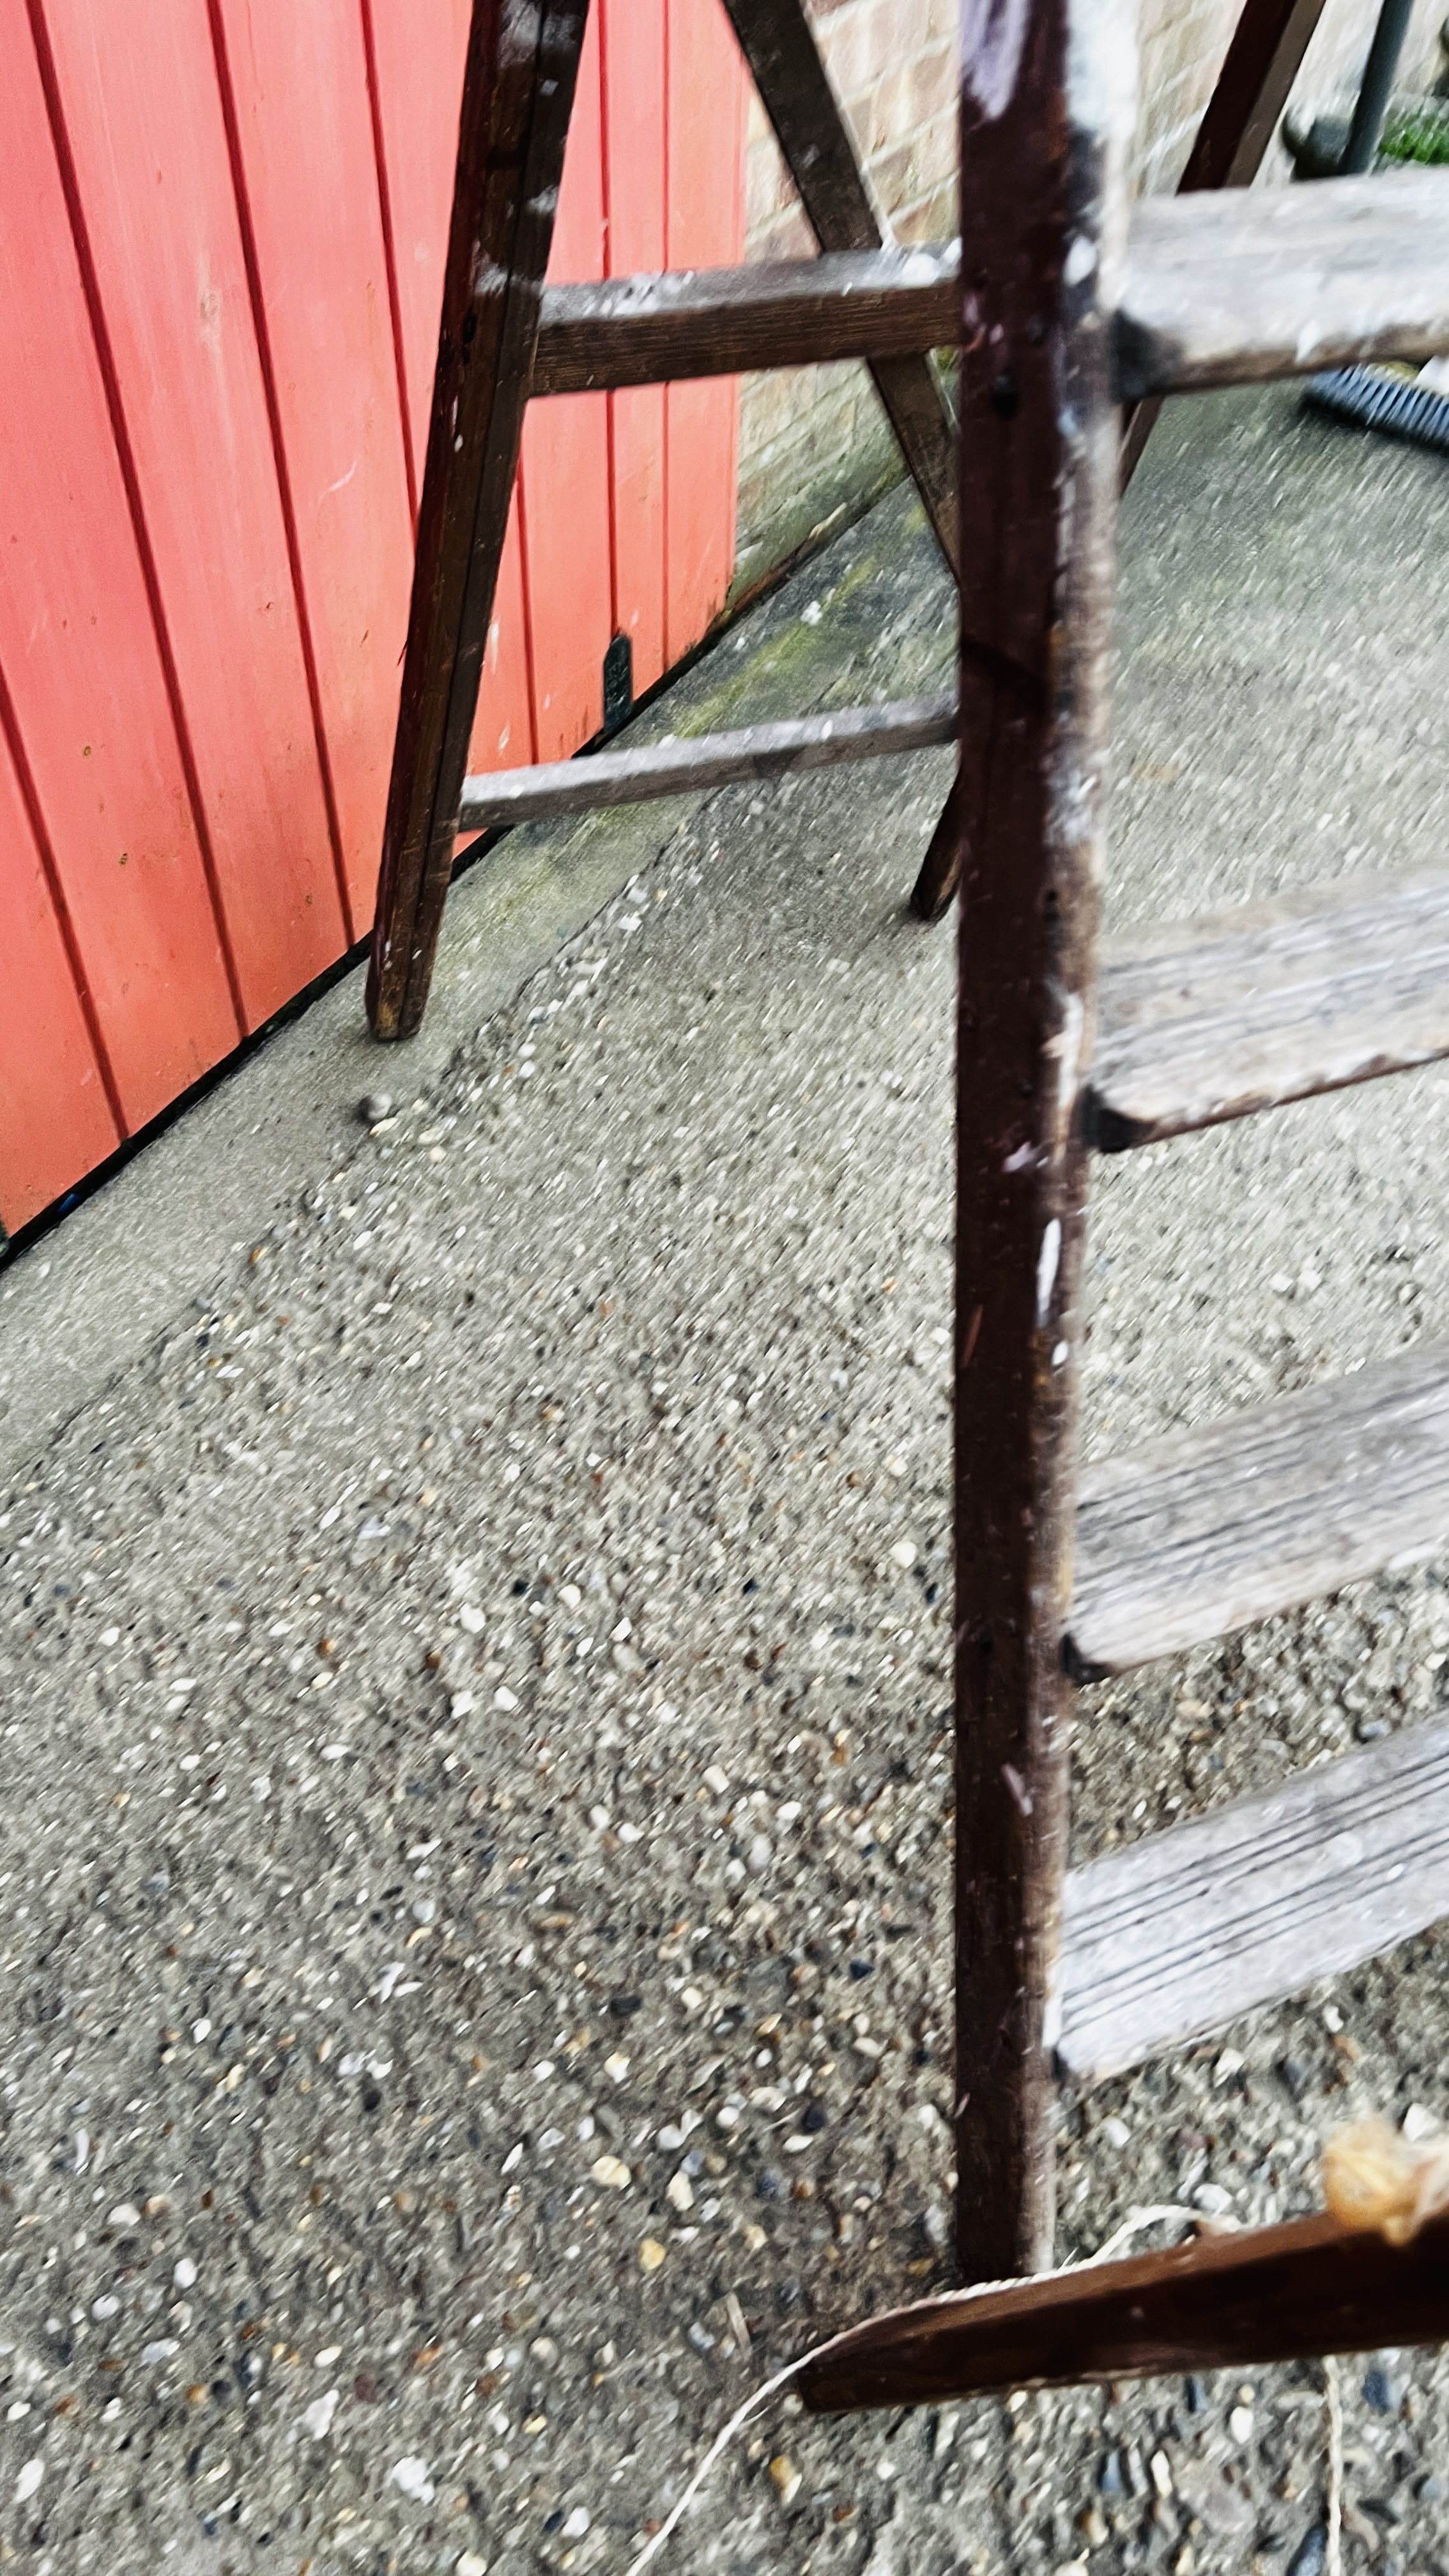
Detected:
[{"left": 3, "top": 384, "right": 1449, "bottom": 2576}]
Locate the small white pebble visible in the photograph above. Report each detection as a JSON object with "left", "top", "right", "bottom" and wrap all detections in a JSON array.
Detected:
[
  {"left": 703, "top": 1765, "right": 729, "bottom": 1796},
  {"left": 100, "top": 1625, "right": 121, "bottom": 1646},
  {"left": 666, "top": 2173, "right": 694, "bottom": 2213},
  {"left": 559, "top": 1583, "right": 583, "bottom": 1610},
  {"left": 562, "top": 2508, "right": 590, "bottom": 2540},
  {"left": 302, "top": 2389, "right": 339, "bottom": 2439},
  {"left": 91, "top": 2294, "right": 120, "bottom": 2320},
  {"left": 107, "top": 2204, "right": 141, "bottom": 2230},
  {"left": 315, "top": 2346, "right": 341, "bottom": 2369},
  {"left": 494, "top": 1687, "right": 519, "bottom": 1712},
  {"left": 604, "top": 2051, "right": 630, "bottom": 2083},
  {"left": 173, "top": 2257, "right": 197, "bottom": 2290},
  {"left": 390, "top": 2455, "right": 434, "bottom": 2503},
  {"left": 590, "top": 2155, "right": 631, "bottom": 2189},
  {"left": 459, "top": 1605, "right": 486, "bottom": 1634},
  {"left": 889, "top": 1539, "right": 917, "bottom": 1570},
  {"left": 1229, "top": 2405, "right": 1254, "bottom": 2444},
  {"left": 14, "top": 2459, "right": 42, "bottom": 2504},
  {"left": 1150, "top": 2450, "right": 1173, "bottom": 2499}
]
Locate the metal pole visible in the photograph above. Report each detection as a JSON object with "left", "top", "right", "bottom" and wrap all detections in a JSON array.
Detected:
[{"left": 1341, "top": 0, "right": 1415, "bottom": 171}]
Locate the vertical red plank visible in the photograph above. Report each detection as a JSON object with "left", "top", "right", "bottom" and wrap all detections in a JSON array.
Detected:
[
  {"left": 664, "top": 0, "right": 746, "bottom": 663},
  {"left": 42, "top": 0, "right": 348, "bottom": 1032},
  {"left": 0, "top": 710, "right": 120, "bottom": 1232},
  {"left": 521, "top": 3, "right": 614, "bottom": 762},
  {"left": 362, "top": 0, "right": 473, "bottom": 508},
  {"left": 0, "top": 0, "right": 238, "bottom": 1133},
  {"left": 600, "top": 0, "right": 668, "bottom": 697},
  {"left": 472, "top": 498, "right": 535, "bottom": 774},
  {"left": 211, "top": 0, "right": 415, "bottom": 933}
]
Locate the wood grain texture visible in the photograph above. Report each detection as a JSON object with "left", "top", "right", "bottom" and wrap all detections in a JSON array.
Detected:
[
  {"left": 1068, "top": 1345, "right": 1449, "bottom": 1683},
  {"left": 719, "top": 0, "right": 960, "bottom": 579},
  {"left": 1090, "top": 868, "right": 1449, "bottom": 1149},
  {"left": 0, "top": 704, "right": 121, "bottom": 1234},
  {"left": 457, "top": 690, "right": 955, "bottom": 825},
  {"left": 518, "top": 3, "right": 613, "bottom": 763},
  {"left": 212, "top": 0, "right": 416, "bottom": 939},
  {"left": 531, "top": 242, "right": 958, "bottom": 391},
  {"left": 797, "top": 2205, "right": 1449, "bottom": 2414},
  {"left": 46, "top": 0, "right": 348, "bottom": 1025},
  {"left": 600, "top": 0, "right": 668, "bottom": 694},
  {"left": 367, "top": 0, "right": 590, "bottom": 1041},
  {"left": 0, "top": 0, "right": 240, "bottom": 1130},
  {"left": 949, "top": 0, "right": 1127, "bottom": 2280},
  {"left": 1117, "top": 167, "right": 1449, "bottom": 399},
  {"left": 663, "top": 0, "right": 746, "bottom": 668},
  {"left": 364, "top": 0, "right": 474, "bottom": 513},
  {"left": 1060, "top": 1716, "right": 1449, "bottom": 2080}
]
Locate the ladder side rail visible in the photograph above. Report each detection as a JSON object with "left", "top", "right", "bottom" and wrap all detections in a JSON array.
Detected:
[
  {"left": 951, "top": 0, "right": 1132, "bottom": 2281},
  {"left": 367, "top": 0, "right": 590, "bottom": 1043}
]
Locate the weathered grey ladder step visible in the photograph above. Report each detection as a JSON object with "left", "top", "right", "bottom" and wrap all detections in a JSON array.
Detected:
[
  {"left": 1068, "top": 1344, "right": 1449, "bottom": 1681},
  {"left": 1090, "top": 868, "right": 1449, "bottom": 1150},
  {"left": 1117, "top": 165, "right": 1449, "bottom": 396},
  {"left": 1059, "top": 1714, "right": 1449, "bottom": 2080}
]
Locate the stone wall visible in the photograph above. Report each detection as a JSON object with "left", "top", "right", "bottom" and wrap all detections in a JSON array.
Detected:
[{"left": 730, "top": 0, "right": 1446, "bottom": 598}]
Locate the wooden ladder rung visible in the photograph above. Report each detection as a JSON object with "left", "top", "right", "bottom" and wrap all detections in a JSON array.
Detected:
[
  {"left": 1059, "top": 1713, "right": 1449, "bottom": 2080},
  {"left": 1089, "top": 868, "right": 1449, "bottom": 1149},
  {"left": 457, "top": 691, "right": 956, "bottom": 831},
  {"left": 532, "top": 244, "right": 958, "bottom": 395},
  {"left": 1118, "top": 166, "right": 1449, "bottom": 398},
  {"left": 1067, "top": 1344, "right": 1449, "bottom": 1682},
  {"left": 530, "top": 168, "right": 1449, "bottom": 407}
]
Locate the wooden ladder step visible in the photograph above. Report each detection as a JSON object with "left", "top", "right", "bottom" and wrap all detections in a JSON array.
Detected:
[
  {"left": 1118, "top": 167, "right": 1449, "bottom": 399},
  {"left": 1068, "top": 1344, "right": 1449, "bottom": 1682},
  {"left": 1089, "top": 868, "right": 1449, "bottom": 1150},
  {"left": 1059, "top": 1715, "right": 1449, "bottom": 2080},
  {"left": 532, "top": 243, "right": 958, "bottom": 395},
  {"left": 530, "top": 169, "right": 1449, "bottom": 406},
  {"left": 457, "top": 691, "right": 955, "bottom": 831}
]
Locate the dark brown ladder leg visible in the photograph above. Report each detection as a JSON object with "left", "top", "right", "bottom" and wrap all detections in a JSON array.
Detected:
[
  {"left": 1120, "top": 0, "right": 1331, "bottom": 487},
  {"left": 951, "top": 0, "right": 1127, "bottom": 2280},
  {"left": 718, "top": 0, "right": 970, "bottom": 942},
  {"left": 719, "top": 0, "right": 960, "bottom": 580},
  {"left": 367, "top": 0, "right": 590, "bottom": 1043}
]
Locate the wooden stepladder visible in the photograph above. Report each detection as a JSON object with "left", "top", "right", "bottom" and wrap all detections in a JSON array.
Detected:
[{"left": 369, "top": 0, "right": 1449, "bottom": 2330}]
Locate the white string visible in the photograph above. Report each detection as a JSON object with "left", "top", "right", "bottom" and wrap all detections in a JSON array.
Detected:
[
  {"left": 622, "top": 2202, "right": 1199, "bottom": 2576},
  {"left": 1324, "top": 2354, "right": 1343, "bottom": 2576}
]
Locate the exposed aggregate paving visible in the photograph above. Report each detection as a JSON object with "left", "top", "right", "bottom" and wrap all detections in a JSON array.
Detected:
[{"left": 2, "top": 391, "right": 1449, "bottom": 2576}]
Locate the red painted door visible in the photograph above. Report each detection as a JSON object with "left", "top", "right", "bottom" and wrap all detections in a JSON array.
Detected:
[{"left": 0, "top": 0, "right": 747, "bottom": 1236}]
